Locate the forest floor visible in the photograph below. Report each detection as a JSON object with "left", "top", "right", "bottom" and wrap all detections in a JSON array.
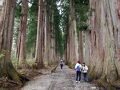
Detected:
[
  {"left": 21, "top": 65, "right": 104, "bottom": 90},
  {"left": 0, "top": 65, "right": 56, "bottom": 90}
]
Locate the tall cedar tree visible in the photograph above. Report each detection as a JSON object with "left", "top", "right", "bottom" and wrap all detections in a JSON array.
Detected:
[
  {"left": 17, "top": 0, "right": 29, "bottom": 68},
  {"left": 0, "top": 0, "right": 28, "bottom": 85},
  {"left": 35, "top": 0, "right": 44, "bottom": 68}
]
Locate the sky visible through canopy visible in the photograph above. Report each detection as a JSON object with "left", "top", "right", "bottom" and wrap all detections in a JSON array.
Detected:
[{"left": 0, "top": 0, "right": 2, "bottom": 5}]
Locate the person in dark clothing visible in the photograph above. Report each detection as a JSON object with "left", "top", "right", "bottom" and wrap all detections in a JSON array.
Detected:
[{"left": 60, "top": 59, "right": 64, "bottom": 69}]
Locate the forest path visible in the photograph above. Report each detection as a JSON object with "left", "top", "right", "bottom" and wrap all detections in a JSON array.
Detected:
[{"left": 21, "top": 65, "right": 103, "bottom": 90}]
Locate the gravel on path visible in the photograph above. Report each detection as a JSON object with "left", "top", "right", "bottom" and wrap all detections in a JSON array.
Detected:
[{"left": 21, "top": 65, "right": 104, "bottom": 90}]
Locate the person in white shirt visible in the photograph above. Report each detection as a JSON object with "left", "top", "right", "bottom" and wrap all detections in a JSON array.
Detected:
[
  {"left": 82, "top": 62, "right": 88, "bottom": 82},
  {"left": 75, "top": 61, "right": 82, "bottom": 83}
]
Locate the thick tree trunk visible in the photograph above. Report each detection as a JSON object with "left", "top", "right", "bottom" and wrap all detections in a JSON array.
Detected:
[
  {"left": 43, "top": 1, "right": 51, "bottom": 65},
  {"left": 46, "top": 8, "right": 50, "bottom": 65},
  {"left": 44, "top": 1, "right": 57, "bottom": 66},
  {"left": 35, "top": 0, "right": 44, "bottom": 68},
  {"left": 78, "top": 31, "right": 83, "bottom": 63},
  {"left": 83, "top": 0, "right": 120, "bottom": 85},
  {"left": 0, "top": 0, "right": 27, "bottom": 85},
  {"left": 17, "top": 0, "right": 28, "bottom": 68},
  {"left": 43, "top": 2, "right": 48, "bottom": 65},
  {"left": 48, "top": 11, "right": 56, "bottom": 65},
  {"left": 66, "top": 0, "right": 79, "bottom": 65}
]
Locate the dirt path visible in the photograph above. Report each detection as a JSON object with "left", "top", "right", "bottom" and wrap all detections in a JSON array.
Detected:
[{"left": 21, "top": 65, "right": 103, "bottom": 90}]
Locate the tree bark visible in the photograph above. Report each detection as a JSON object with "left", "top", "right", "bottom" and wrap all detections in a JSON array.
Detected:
[
  {"left": 83, "top": 0, "right": 120, "bottom": 85},
  {"left": 43, "top": 0, "right": 58, "bottom": 66},
  {"left": 43, "top": 1, "right": 51, "bottom": 65},
  {"left": 78, "top": 31, "right": 83, "bottom": 63},
  {"left": 66, "top": 0, "right": 79, "bottom": 65},
  {"left": 0, "top": 0, "right": 27, "bottom": 85},
  {"left": 43, "top": 1, "right": 48, "bottom": 65},
  {"left": 35, "top": 0, "right": 44, "bottom": 68},
  {"left": 17, "top": 0, "right": 28, "bottom": 68},
  {"left": 49, "top": 5, "right": 57, "bottom": 65}
]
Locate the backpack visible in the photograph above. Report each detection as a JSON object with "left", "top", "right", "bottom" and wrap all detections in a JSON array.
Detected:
[{"left": 76, "top": 65, "right": 81, "bottom": 71}]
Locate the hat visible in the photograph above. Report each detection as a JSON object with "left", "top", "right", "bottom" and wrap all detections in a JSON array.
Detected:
[{"left": 77, "top": 60, "right": 80, "bottom": 63}]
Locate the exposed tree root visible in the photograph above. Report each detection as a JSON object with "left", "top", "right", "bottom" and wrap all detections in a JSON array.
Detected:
[
  {"left": 0, "top": 75, "right": 29, "bottom": 88},
  {"left": 88, "top": 66, "right": 95, "bottom": 81},
  {"left": 111, "top": 80, "right": 120, "bottom": 89},
  {"left": 88, "top": 67, "right": 120, "bottom": 90},
  {"left": 96, "top": 79, "right": 116, "bottom": 90},
  {"left": 0, "top": 63, "right": 29, "bottom": 88}
]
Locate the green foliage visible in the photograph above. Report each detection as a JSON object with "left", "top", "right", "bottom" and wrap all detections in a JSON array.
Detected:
[
  {"left": 14, "top": 0, "right": 90, "bottom": 58},
  {"left": 26, "top": 0, "right": 38, "bottom": 52},
  {"left": 75, "top": 0, "right": 90, "bottom": 31},
  {"left": 52, "top": 0, "right": 64, "bottom": 57},
  {"left": 13, "top": 19, "right": 19, "bottom": 48},
  {"left": 0, "top": 54, "right": 5, "bottom": 58},
  {"left": 14, "top": 0, "right": 38, "bottom": 55},
  {"left": 15, "top": 4, "right": 21, "bottom": 18},
  {"left": 26, "top": 15, "right": 37, "bottom": 52},
  {"left": 58, "top": 0, "right": 90, "bottom": 54},
  {"left": 60, "top": 0, "right": 69, "bottom": 50},
  {"left": 78, "top": 23, "right": 89, "bottom": 31},
  {"left": 13, "top": 4, "right": 22, "bottom": 49}
]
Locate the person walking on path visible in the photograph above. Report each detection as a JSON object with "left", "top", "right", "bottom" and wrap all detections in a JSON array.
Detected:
[
  {"left": 60, "top": 59, "right": 64, "bottom": 69},
  {"left": 82, "top": 62, "right": 88, "bottom": 82},
  {"left": 75, "top": 61, "right": 82, "bottom": 83}
]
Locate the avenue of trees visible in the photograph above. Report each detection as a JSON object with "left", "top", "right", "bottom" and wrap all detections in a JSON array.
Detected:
[{"left": 0, "top": 0, "right": 120, "bottom": 89}]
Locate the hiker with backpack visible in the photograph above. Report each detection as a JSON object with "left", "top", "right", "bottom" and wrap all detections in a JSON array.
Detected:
[
  {"left": 81, "top": 62, "right": 88, "bottom": 82},
  {"left": 75, "top": 61, "right": 82, "bottom": 83}
]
